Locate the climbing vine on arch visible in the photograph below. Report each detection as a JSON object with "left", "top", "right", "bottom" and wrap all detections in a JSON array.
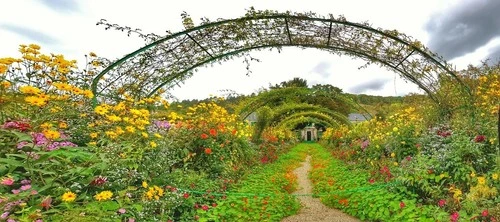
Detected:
[{"left": 92, "top": 8, "right": 471, "bottom": 112}]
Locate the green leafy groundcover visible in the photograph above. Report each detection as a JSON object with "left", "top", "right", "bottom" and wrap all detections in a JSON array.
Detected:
[
  {"left": 197, "top": 143, "right": 311, "bottom": 221},
  {"left": 308, "top": 143, "right": 449, "bottom": 221}
]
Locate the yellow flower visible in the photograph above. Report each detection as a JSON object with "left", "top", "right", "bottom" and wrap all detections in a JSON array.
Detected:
[
  {"left": 477, "top": 176, "right": 486, "bottom": 185},
  {"left": 390, "top": 152, "right": 395, "bottom": 158},
  {"left": 1, "top": 81, "right": 11, "bottom": 88},
  {"left": 41, "top": 122, "right": 52, "bottom": 129},
  {"left": 392, "top": 127, "right": 398, "bottom": 132},
  {"left": 59, "top": 122, "right": 67, "bottom": 129},
  {"left": 142, "top": 181, "right": 148, "bottom": 188},
  {"left": 154, "top": 133, "right": 162, "bottom": 138},
  {"left": 105, "top": 131, "right": 118, "bottom": 139},
  {"left": 88, "top": 141, "right": 97, "bottom": 146},
  {"left": 453, "top": 189, "right": 462, "bottom": 200},
  {"left": 89, "top": 52, "right": 97, "bottom": 57},
  {"left": 471, "top": 172, "right": 476, "bottom": 178},
  {"left": 62, "top": 191, "right": 77, "bottom": 202},
  {"left": 82, "top": 90, "right": 94, "bottom": 99},
  {"left": 0, "top": 65, "right": 8, "bottom": 74},
  {"left": 141, "top": 132, "right": 148, "bottom": 138},
  {"left": 393, "top": 162, "right": 398, "bottom": 166},
  {"left": 89, "top": 132, "right": 98, "bottom": 139},
  {"left": 43, "top": 130, "right": 60, "bottom": 140},
  {"left": 94, "top": 105, "right": 108, "bottom": 115},
  {"left": 126, "top": 126, "right": 136, "bottom": 133},
  {"left": 106, "top": 115, "right": 122, "bottom": 122},
  {"left": 29, "top": 44, "right": 41, "bottom": 50},
  {"left": 150, "top": 141, "right": 157, "bottom": 148},
  {"left": 492, "top": 173, "right": 498, "bottom": 180},
  {"left": 94, "top": 191, "right": 113, "bottom": 201},
  {"left": 20, "top": 86, "right": 41, "bottom": 94}
]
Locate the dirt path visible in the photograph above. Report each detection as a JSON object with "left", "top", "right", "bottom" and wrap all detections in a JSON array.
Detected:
[{"left": 282, "top": 156, "right": 360, "bottom": 222}]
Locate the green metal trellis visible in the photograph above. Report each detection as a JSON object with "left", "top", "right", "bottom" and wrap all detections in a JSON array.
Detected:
[{"left": 91, "top": 12, "right": 471, "bottom": 108}]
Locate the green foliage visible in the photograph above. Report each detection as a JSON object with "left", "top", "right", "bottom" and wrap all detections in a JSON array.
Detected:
[
  {"left": 200, "top": 143, "right": 309, "bottom": 221},
  {"left": 308, "top": 143, "right": 449, "bottom": 221}
]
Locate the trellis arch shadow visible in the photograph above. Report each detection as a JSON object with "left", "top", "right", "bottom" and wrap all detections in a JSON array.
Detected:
[{"left": 91, "top": 11, "right": 470, "bottom": 105}]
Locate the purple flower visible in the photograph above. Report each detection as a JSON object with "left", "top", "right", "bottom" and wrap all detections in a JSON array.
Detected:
[
  {"left": 32, "top": 133, "right": 48, "bottom": 146},
  {"left": 17, "top": 141, "right": 29, "bottom": 149},
  {"left": 20, "top": 179, "right": 31, "bottom": 185},
  {"left": 46, "top": 141, "right": 77, "bottom": 151},
  {"left": 154, "top": 120, "right": 171, "bottom": 130}
]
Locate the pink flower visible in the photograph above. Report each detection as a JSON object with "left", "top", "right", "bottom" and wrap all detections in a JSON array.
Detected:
[
  {"left": 117, "top": 208, "right": 126, "bottom": 214},
  {"left": 399, "top": 201, "right": 405, "bottom": 208},
  {"left": 450, "top": 212, "right": 459, "bottom": 222},
  {"left": 1, "top": 212, "right": 9, "bottom": 219},
  {"left": 128, "top": 218, "right": 135, "bottom": 222},
  {"left": 20, "top": 184, "right": 31, "bottom": 191},
  {"left": 7, "top": 218, "right": 15, "bottom": 222},
  {"left": 30, "top": 190, "right": 38, "bottom": 195},
  {"left": 12, "top": 189, "right": 20, "bottom": 194},
  {"left": 1, "top": 177, "right": 14, "bottom": 186},
  {"left": 438, "top": 199, "right": 446, "bottom": 207}
]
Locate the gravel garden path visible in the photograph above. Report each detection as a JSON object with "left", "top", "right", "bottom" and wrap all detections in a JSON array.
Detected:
[{"left": 282, "top": 156, "right": 360, "bottom": 222}]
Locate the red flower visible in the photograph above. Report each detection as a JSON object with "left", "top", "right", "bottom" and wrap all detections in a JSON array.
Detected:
[
  {"left": 90, "top": 176, "right": 107, "bottom": 186},
  {"left": 369, "top": 178, "right": 375, "bottom": 184},
  {"left": 183, "top": 193, "right": 190, "bottom": 199},
  {"left": 438, "top": 199, "right": 446, "bottom": 207},
  {"left": 400, "top": 201, "right": 405, "bottom": 208},
  {"left": 482, "top": 210, "right": 488, "bottom": 217},
  {"left": 204, "top": 148, "right": 212, "bottom": 154},
  {"left": 212, "top": 203, "right": 217, "bottom": 207},
  {"left": 209, "top": 128, "right": 217, "bottom": 137},
  {"left": 474, "top": 135, "right": 486, "bottom": 143},
  {"left": 200, "top": 133, "right": 209, "bottom": 139},
  {"left": 202, "top": 205, "right": 209, "bottom": 211}
]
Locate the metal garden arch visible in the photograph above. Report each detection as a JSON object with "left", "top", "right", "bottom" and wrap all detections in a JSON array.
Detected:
[{"left": 91, "top": 10, "right": 470, "bottom": 106}]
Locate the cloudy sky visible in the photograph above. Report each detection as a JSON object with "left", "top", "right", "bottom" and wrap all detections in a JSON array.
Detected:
[{"left": 1, "top": 0, "right": 499, "bottom": 100}]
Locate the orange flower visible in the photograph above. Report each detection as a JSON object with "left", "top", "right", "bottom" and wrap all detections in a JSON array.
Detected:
[
  {"left": 201, "top": 133, "right": 209, "bottom": 139},
  {"left": 204, "top": 148, "right": 212, "bottom": 154},
  {"left": 209, "top": 128, "right": 217, "bottom": 136}
]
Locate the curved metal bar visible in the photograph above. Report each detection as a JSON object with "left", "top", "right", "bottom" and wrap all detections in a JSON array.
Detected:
[
  {"left": 147, "top": 43, "right": 439, "bottom": 103},
  {"left": 93, "top": 13, "right": 470, "bottom": 105}
]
